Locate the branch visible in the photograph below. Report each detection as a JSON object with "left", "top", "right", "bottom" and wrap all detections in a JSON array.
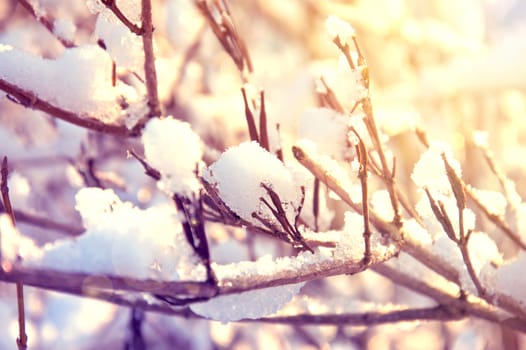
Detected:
[
  {"left": 241, "top": 87, "right": 259, "bottom": 142},
  {"left": 442, "top": 155, "right": 486, "bottom": 297},
  {"left": 372, "top": 264, "right": 526, "bottom": 333},
  {"left": 352, "top": 129, "right": 371, "bottom": 263},
  {"left": 416, "top": 128, "right": 525, "bottom": 249},
  {"left": 100, "top": 0, "right": 143, "bottom": 35},
  {"left": 258, "top": 90, "right": 270, "bottom": 152},
  {"left": 1, "top": 157, "right": 28, "bottom": 350},
  {"left": 293, "top": 144, "right": 462, "bottom": 284},
  {"left": 332, "top": 34, "right": 402, "bottom": 227},
  {"left": 17, "top": 0, "right": 75, "bottom": 48},
  {"left": 140, "top": 0, "right": 161, "bottom": 119},
  {"left": 0, "top": 237, "right": 398, "bottom": 299},
  {"left": 255, "top": 305, "right": 463, "bottom": 326},
  {"left": 196, "top": 0, "right": 253, "bottom": 74},
  {"left": 465, "top": 184, "right": 526, "bottom": 249},
  {"left": 0, "top": 207, "right": 84, "bottom": 236},
  {"left": 0, "top": 78, "right": 140, "bottom": 136},
  {"left": 3, "top": 263, "right": 526, "bottom": 332}
]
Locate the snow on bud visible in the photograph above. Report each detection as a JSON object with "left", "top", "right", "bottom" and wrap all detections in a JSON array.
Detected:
[
  {"left": 142, "top": 117, "right": 204, "bottom": 196},
  {"left": 325, "top": 15, "right": 356, "bottom": 46},
  {"left": 203, "top": 141, "right": 305, "bottom": 227}
]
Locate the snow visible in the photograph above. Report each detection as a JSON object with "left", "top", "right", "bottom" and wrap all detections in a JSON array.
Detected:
[
  {"left": 6, "top": 171, "right": 31, "bottom": 208},
  {"left": 203, "top": 141, "right": 306, "bottom": 226},
  {"left": 415, "top": 193, "right": 476, "bottom": 240},
  {"left": 295, "top": 139, "right": 362, "bottom": 204},
  {"left": 53, "top": 18, "right": 76, "bottom": 43},
  {"left": 290, "top": 163, "right": 335, "bottom": 231},
  {"left": 94, "top": 12, "right": 143, "bottom": 70},
  {"left": 472, "top": 130, "right": 489, "bottom": 148},
  {"left": 165, "top": 0, "right": 204, "bottom": 50},
  {"left": 297, "top": 107, "right": 349, "bottom": 159},
  {"left": 1, "top": 0, "right": 525, "bottom": 347},
  {"left": 313, "top": 56, "right": 369, "bottom": 110},
  {"left": 411, "top": 141, "right": 462, "bottom": 196},
  {"left": 0, "top": 44, "right": 133, "bottom": 122},
  {"left": 142, "top": 117, "right": 204, "bottom": 196},
  {"left": 86, "top": 0, "right": 141, "bottom": 23},
  {"left": 0, "top": 214, "right": 40, "bottom": 262},
  {"left": 469, "top": 188, "right": 507, "bottom": 217},
  {"left": 491, "top": 251, "right": 526, "bottom": 304},
  {"left": 190, "top": 282, "right": 305, "bottom": 323},
  {"left": 25, "top": 188, "right": 205, "bottom": 280},
  {"left": 325, "top": 15, "right": 356, "bottom": 46},
  {"left": 191, "top": 213, "right": 375, "bottom": 323},
  {"left": 371, "top": 190, "right": 395, "bottom": 222},
  {"left": 466, "top": 232, "right": 502, "bottom": 275}
]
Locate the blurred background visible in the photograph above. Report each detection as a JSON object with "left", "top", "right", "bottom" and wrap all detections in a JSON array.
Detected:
[{"left": 1, "top": 0, "right": 526, "bottom": 348}]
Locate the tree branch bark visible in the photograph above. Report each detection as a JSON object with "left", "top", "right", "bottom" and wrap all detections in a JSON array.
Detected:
[{"left": 0, "top": 78, "right": 140, "bottom": 136}]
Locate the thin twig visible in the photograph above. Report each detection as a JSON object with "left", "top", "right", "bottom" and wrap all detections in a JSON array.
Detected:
[
  {"left": 173, "top": 194, "right": 217, "bottom": 285},
  {"left": 0, "top": 207, "right": 84, "bottom": 236},
  {"left": 367, "top": 152, "right": 424, "bottom": 226},
  {"left": 196, "top": 0, "right": 252, "bottom": 74},
  {"left": 465, "top": 185, "right": 526, "bottom": 249},
  {"left": 17, "top": 0, "right": 75, "bottom": 48},
  {"left": 312, "top": 178, "right": 320, "bottom": 232},
  {"left": 202, "top": 179, "right": 334, "bottom": 249},
  {"left": 255, "top": 305, "right": 463, "bottom": 325},
  {"left": 293, "top": 144, "right": 462, "bottom": 284},
  {"left": 416, "top": 129, "right": 525, "bottom": 249},
  {"left": 140, "top": 0, "right": 161, "bottom": 120},
  {"left": 0, "top": 241, "right": 397, "bottom": 298},
  {"left": 0, "top": 78, "right": 140, "bottom": 136},
  {"left": 332, "top": 35, "right": 402, "bottom": 227},
  {"left": 442, "top": 155, "right": 486, "bottom": 296},
  {"left": 317, "top": 77, "right": 344, "bottom": 113},
  {"left": 2, "top": 262, "right": 526, "bottom": 332},
  {"left": 241, "top": 87, "right": 259, "bottom": 142},
  {"left": 477, "top": 143, "right": 516, "bottom": 206},
  {"left": 258, "top": 90, "right": 270, "bottom": 152},
  {"left": 352, "top": 129, "right": 371, "bottom": 264},
  {"left": 361, "top": 96, "right": 402, "bottom": 227},
  {"left": 101, "top": 0, "right": 143, "bottom": 35},
  {"left": 372, "top": 264, "right": 526, "bottom": 333},
  {"left": 332, "top": 37, "right": 355, "bottom": 70},
  {"left": 124, "top": 308, "right": 145, "bottom": 350},
  {"left": 172, "top": 23, "right": 207, "bottom": 92},
  {"left": 1, "top": 157, "right": 28, "bottom": 350},
  {"left": 129, "top": 149, "right": 161, "bottom": 180}
]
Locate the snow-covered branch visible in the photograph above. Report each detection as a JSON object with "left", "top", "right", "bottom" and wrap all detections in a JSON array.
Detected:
[
  {"left": 2, "top": 1, "right": 526, "bottom": 348},
  {"left": 0, "top": 78, "right": 139, "bottom": 136}
]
